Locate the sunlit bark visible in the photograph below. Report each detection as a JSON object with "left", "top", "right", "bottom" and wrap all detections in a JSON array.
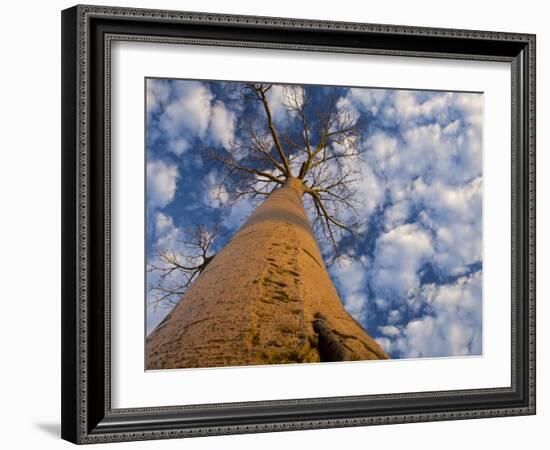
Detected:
[{"left": 147, "top": 178, "right": 388, "bottom": 369}]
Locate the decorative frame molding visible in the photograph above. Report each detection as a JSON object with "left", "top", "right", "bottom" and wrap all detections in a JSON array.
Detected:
[{"left": 61, "top": 4, "right": 536, "bottom": 444}]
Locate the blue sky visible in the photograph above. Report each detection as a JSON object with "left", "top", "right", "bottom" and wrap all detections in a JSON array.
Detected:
[{"left": 146, "top": 78, "right": 483, "bottom": 359}]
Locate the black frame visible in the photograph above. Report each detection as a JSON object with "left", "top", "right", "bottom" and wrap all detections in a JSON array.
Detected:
[{"left": 61, "top": 4, "right": 536, "bottom": 444}]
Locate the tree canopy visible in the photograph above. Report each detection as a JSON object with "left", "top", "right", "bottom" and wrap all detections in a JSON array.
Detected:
[{"left": 211, "top": 83, "right": 367, "bottom": 253}]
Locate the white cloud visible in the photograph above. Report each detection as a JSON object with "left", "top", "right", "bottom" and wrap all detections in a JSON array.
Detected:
[
  {"left": 442, "top": 119, "right": 460, "bottom": 135},
  {"left": 266, "top": 84, "right": 288, "bottom": 123},
  {"left": 266, "top": 84, "right": 305, "bottom": 124},
  {"left": 415, "top": 176, "right": 482, "bottom": 274},
  {"left": 366, "top": 132, "right": 400, "bottom": 174},
  {"left": 371, "top": 223, "right": 434, "bottom": 299},
  {"left": 367, "top": 122, "right": 480, "bottom": 188},
  {"left": 361, "top": 92, "right": 483, "bottom": 357},
  {"left": 360, "top": 89, "right": 483, "bottom": 291},
  {"left": 348, "top": 88, "right": 388, "bottom": 115},
  {"left": 455, "top": 93, "right": 483, "bottom": 128},
  {"left": 331, "top": 259, "right": 367, "bottom": 293},
  {"left": 416, "top": 177, "right": 482, "bottom": 220},
  {"left": 433, "top": 222, "right": 481, "bottom": 275},
  {"left": 383, "top": 200, "right": 410, "bottom": 230},
  {"left": 160, "top": 81, "right": 213, "bottom": 138},
  {"left": 387, "top": 309, "right": 402, "bottom": 325},
  {"left": 343, "top": 292, "right": 369, "bottom": 322},
  {"left": 393, "top": 91, "right": 453, "bottom": 122},
  {"left": 374, "top": 297, "right": 391, "bottom": 311},
  {"left": 209, "top": 100, "right": 236, "bottom": 150},
  {"left": 147, "top": 160, "right": 179, "bottom": 209},
  {"left": 356, "top": 162, "right": 384, "bottom": 218},
  {"left": 203, "top": 170, "right": 229, "bottom": 208},
  {"left": 390, "top": 271, "right": 482, "bottom": 358},
  {"left": 167, "top": 138, "right": 190, "bottom": 156},
  {"left": 154, "top": 211, "right": 174, "bottom": 237},
  {"left": 379, "top": 325, "right": 401, "bottom": 337},
  {"left": 345, "top": 89, "right": 481, "bottom": 135},
  {"left": 360, "top": 90, "right": 482, "bottom": 185},
  {"left": 152, "top": 81, "right": 237, "bottom": 155},
  {"left": 331, "top": 259, "right": 369, "bottom": 322},
  {"left": 146, "top": 79, "right": 170, "bottom": 113},
  {"left": 153, "top": 212, "right": 183, "bottom": 252},
  {"left": 375, "top": 337, "right": 394, "bottom": 354}
]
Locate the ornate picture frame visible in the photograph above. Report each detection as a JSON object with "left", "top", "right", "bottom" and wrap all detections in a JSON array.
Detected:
[{"left": 61, "top": 4, "right": 536, "bottom": 444}]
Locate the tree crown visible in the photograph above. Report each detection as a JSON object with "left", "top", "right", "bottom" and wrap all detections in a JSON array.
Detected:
[{"left": 212, "top": 82, "right": 367, "bottom": 255}]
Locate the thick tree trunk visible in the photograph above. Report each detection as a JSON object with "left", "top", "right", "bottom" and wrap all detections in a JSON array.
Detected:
[{"left": 147, "top": 177, "right": 388, "bottom": 369}]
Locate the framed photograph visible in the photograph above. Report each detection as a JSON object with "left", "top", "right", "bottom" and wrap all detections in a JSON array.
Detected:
[{"left": 61, "top": 4, "right": 536, "bottom": 444}]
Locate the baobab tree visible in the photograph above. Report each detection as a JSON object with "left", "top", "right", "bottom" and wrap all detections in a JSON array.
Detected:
[{"left": 146, "top": 82, "right": 389, "bottom": 369}]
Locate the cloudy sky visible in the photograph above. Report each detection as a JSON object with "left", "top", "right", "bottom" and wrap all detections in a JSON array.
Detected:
[{"left": 146, "top": 77, "right": 483, "bottom": 360}]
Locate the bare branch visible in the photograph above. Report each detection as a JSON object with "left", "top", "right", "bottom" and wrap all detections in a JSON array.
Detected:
[
  {"left": 298, "top": 92, "right": 361, "bottom": 182},
  {"left": 209, "top": 149, "right": 285, "bottom": 185},
  {"left": 205, "top": 82, "right": 368, "bottom": 262},
  {"left": 147, "top": 223, "right": 221, "bottom": 310},
  {"left": 247, "top": 83, "right": 292, "bottom": 176}
]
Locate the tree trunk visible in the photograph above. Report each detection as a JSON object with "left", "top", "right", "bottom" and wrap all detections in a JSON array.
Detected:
[{"left": 146, "top": 177, "right": 388, "bottom": 369}]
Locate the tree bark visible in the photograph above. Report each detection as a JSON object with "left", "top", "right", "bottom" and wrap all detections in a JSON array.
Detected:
[{"left": 146, "top": 177, "right": 388, "bottom": 369}]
